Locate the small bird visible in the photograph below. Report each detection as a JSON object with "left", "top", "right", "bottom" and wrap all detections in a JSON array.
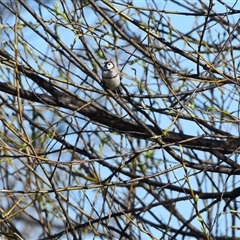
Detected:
[{"left": 102, "top": 59, "right": 121, "bottom": 91}]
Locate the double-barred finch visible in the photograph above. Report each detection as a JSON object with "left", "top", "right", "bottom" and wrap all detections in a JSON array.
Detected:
[{"left": 102, "top": 59, "right": 121, "bottom": 91}]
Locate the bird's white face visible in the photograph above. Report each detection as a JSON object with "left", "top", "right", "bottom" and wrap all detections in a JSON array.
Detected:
[{"left": 103, "top": 60, "right": 114, "bottom": 70}]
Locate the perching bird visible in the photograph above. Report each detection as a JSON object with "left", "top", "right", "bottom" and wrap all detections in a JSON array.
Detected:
[{"left": 102, "top": 59, "right": 121, "bottom": 91}]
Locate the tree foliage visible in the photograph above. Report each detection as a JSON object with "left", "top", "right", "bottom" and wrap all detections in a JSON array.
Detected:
[{"left": 0, "top": 1, "right": 240, "bottom": 239}]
